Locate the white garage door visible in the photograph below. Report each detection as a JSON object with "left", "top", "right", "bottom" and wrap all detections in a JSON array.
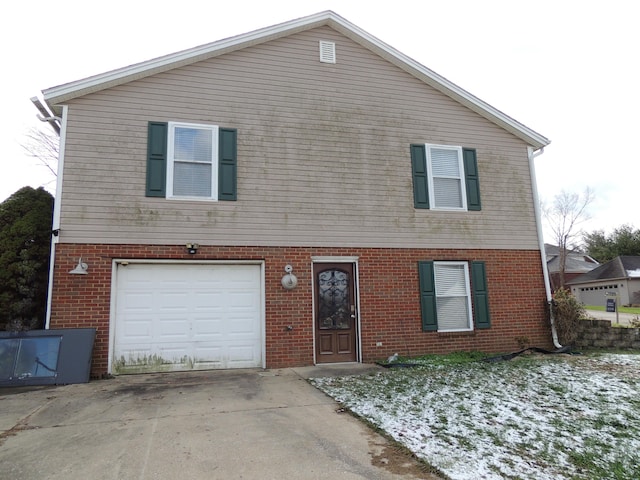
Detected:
[{"left": 112, "top": 263, "right": 262, "bottom": 374}]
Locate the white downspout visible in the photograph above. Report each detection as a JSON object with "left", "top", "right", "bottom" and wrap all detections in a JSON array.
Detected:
[
  {"left": 44, "top": 105, "right": 68, "bottom": 330},
  {"left": 528, "top": 146, "right": 562, "bottom": 348}
]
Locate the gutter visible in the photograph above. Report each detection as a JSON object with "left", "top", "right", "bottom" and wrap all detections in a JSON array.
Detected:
[
  {"left": 31, "top": 96, "right": 61, "bottom": 134},
  {"left": 528, "top": 146, "right": 562, "bottom": 349}
]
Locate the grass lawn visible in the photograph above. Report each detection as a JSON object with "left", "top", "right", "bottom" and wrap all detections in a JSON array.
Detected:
[
  {"left": 585, "top": 305, "right": 640, "bottom": 315},
  {"left": 311, "top": 352, "right": 640, "bottom": 480}
]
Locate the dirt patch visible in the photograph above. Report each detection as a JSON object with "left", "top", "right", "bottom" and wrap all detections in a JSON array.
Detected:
[
  {"left": 0, "top": 423, "right": 40, "bottom": 447},
  {"left": 368, "top": 434, "right": 445, "bottom": 479},
  {"left": 0, "top": 400, "right": 51, "bottom": 447}
]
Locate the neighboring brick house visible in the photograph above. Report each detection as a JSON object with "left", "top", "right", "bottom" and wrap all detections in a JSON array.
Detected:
[{"left": 37, "top": 11, "right": 553, "bottom": 377}]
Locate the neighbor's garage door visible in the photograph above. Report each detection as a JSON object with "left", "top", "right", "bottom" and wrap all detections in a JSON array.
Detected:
[{"left": 113, "top": 263, "right": 262, "bottom": 373}]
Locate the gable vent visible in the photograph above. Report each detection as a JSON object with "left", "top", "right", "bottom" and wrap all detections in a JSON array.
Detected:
[{"left": 319, "top": 41, "right": 336, "bottom": 64}]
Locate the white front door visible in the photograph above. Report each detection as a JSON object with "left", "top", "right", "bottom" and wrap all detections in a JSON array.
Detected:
[{"left": 112, "top": 263, "right": 262, "bottom": 373}]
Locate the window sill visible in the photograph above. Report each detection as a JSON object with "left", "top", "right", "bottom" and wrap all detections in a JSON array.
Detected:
[
  {"left": 414, "top": 207, "right": 476, "bottom": 212},
  {"left": 166, "top": 196, "right": 219, "bottom": 202},
  {"left": 435, "top": 329, "right": 476, "bottom": 336}
]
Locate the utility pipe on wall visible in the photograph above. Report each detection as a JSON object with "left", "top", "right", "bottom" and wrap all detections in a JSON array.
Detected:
[
  {"left": 528, "top": 146, "right": 562, "bottom": 349},
  {"left": 44, "top": 105, "right": 68, "bottom": 330}
]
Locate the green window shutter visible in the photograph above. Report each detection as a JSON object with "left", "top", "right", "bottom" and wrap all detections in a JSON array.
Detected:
[
  {"left": 471, "top": 261, "right": 490, "bottom": 329},
  {"left": 146, "top": 122, "right": 168, "bottom": 197},
  {"left": 410, "top": 144, "right": 430, "bottom": 209},
  {"left": 463, "top": 148, "right": 481, "bottom": 211},
  {"left": 418, "top": 261, "right": 438, "bottom": 331},
  {"left": 218, "top": 128, "right": 237, "bottom": 201}
]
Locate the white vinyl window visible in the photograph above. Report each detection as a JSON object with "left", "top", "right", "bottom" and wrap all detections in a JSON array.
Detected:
[
  {"left": 167, "top": 122, "right": 219, "bottom": 200},
  {"left": 434, "top": 262, "right": 473, "bottom": 332},
  {"left": 426, "top": 144, "right": 467, "bottom": 210}
]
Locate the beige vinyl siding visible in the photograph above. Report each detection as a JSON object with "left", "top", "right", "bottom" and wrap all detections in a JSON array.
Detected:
[{"left": 57, "top": 26, "right": 539, "bottom": 250}]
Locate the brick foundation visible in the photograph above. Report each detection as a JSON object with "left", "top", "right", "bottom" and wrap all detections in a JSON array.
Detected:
[{"left": 50, "top": 244, "right": 552, "bottom": 377}]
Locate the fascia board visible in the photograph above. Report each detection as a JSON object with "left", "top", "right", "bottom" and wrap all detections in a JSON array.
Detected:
[
  {"left": 567, "top": 276, "right": 629, "bottom": 286},
  {"left": 43, "top": 10, "right": 550, "bottom": 149}
]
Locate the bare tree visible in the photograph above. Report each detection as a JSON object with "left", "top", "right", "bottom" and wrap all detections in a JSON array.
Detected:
[
  {"left": 21, "top": 126, "right": 59, "bottom": 180},
  {"left": 543, "top": 187, "right": 595, "bottom": 289}
]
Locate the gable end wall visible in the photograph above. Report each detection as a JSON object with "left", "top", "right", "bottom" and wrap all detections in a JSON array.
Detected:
[{"left": 56, "top": 26, "right": 540, "bottom": 251}]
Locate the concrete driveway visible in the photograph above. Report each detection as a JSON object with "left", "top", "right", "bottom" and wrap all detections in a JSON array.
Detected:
[{"left": 0, "top": 365, "right": 437, "bottom": 480}]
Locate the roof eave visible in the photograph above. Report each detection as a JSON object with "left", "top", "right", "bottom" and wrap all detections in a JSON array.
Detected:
[
  {"left": 567, "top": 276, "right": 630, "bottom": 286},
  {"left": 42, "top": 10, "right": 550, "bottom": 148}
]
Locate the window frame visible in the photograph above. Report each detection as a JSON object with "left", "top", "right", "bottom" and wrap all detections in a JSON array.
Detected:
[
  {"left": 166, "top": 121, "right": 219, "bottom": 201},
  {"left": 419, "top": 260, "right": 490, "bottom": 332},
  {"left": 433, "top": 261, "right": 473, "bottom": 332},
  {"left": 425, "top": 144, "right": 467, "bottom": 211}
]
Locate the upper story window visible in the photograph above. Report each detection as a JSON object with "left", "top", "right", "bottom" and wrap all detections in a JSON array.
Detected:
[
  {"left": 145, "top": 121, "right": 237, "bottom": 201},
  {"left": 410, "top": 143, "right": 481, "bottom": 211},
  {"left": 427, "top": 145, "right": 465, "bottom": 209},
  {"left": 168, "top": 122, "right": 219, "bottom": 199}
]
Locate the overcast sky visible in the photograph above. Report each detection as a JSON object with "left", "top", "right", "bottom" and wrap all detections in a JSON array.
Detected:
[{"left": 3, "top": 0, "right": 637, "bottom": 241}]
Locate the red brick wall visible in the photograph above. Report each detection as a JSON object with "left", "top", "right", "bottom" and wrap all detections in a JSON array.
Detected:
[{"left": 50, "top": 244, "right": 551, "bottom": 377}]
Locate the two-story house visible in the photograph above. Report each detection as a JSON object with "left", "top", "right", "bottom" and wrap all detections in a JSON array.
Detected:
[{"left": 38, "top": 11, "right": 552, "bottom": 377}]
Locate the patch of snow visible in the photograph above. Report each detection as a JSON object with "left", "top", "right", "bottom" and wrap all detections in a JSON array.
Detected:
[
  {"left": 626, "top": 268, "right": 640, "bottom": 277},
  {"left": 311, "top": 355, "right": 640, "bottom": 480}
]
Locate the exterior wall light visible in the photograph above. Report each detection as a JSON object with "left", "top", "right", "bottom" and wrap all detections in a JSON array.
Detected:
[
  {"left": 186, "top": 243, "right": 199, "bottom": 254},
  {"left": 281, "top": 265, "right": 298, "bottom": 290},
  {"left": 69, "top": 257, "right": 88, "bottom": 275}
]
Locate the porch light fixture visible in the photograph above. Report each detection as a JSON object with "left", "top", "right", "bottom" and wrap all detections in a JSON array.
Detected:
[
  {"left": 69, "top": 257, "right": 88, "bottom": 275},
  {"left": 186, "top": 243, "right": 199, "bottom": 254},
  {"left": 281, "top": 265, "right": 298, "bottom": 290}
]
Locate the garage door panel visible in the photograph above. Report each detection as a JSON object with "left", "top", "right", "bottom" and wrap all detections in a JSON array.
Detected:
[
  {"left": 192, "top": 302, "right": 224, "bottom": 312},
  {"left": 119, "top": 320, "right": 152, "bottom": 340},
  {"left": 226, "top": 310, "right": 260, "bottom": 323},
  {"left": 117, "top": 345, "right": 153, "bottom": 356},
  {"left": 192, "top": 345, "right": 223, "bottom": 361},
  {"left": 228, "top": 292, "right": 258, "bottom": 306},
  {"left": 156, "top": 332, "right": 190, "bottom": 343},
  {"left": 227, "top": 345, "right": 260, "bottom": 367},
  {"left": 114, "top": 263, "right": 262, "bottom": 373},
  {"left": 157, "top": 345, "right": 190, "bottom": 359},
  {"left": 159, "top": 291, "right": 190, "bottom": 308},
  {"left": 192, "top": 320, "right": 224, "bottom": 337},
  {"left": 228, "top": 345, "right": 258, "bottom": 359},
  {"left": 120, "top": 291, "right": 154, "bottom": 308},
  {"left": 228, "top": 320, "right": 258, "bottom": 336}
]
